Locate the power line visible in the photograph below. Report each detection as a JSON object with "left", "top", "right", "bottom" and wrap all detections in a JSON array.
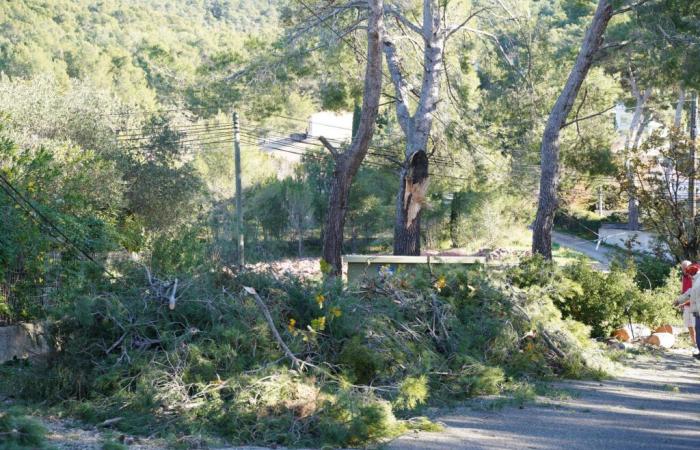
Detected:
[
  {"left": 238, "top": 134, "right": 473, "bottom": 182},
  {"left": 0, "top": 173, "right": 116, "bottom": 278}
]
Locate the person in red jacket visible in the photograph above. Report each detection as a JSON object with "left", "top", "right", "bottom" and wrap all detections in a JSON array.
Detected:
[{"left": 680, "top": 260, "right": 699, "bottom": 351}]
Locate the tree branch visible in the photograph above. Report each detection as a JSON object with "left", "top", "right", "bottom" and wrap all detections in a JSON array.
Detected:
[
  {"left": 599, "top": 40, "right": 632, "bottom": 51},
  {"left": 382, "top": 39, "right": 412, "bottom": 134},
  {"left": 319, "top": 136, "right": 340, "bottom": 159},
  {"left": 242, "top": 287, "right": 306, "bottom": 370},
  {"left": 384, "top": 5, "right": 423, "bottom": 35},
  {"left": 613, "top": 0, "right": 652, "bottom": 16},
  {"left": 443, "top": 7, "right": 491, "bottom": 39},
  {"left": 562, "top": 104, "right": 616, "bottom": 128}
]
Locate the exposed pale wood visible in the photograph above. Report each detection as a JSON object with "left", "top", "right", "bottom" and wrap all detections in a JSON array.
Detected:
[
  {"left": 612, "top": 328, "right": 632, "bottom": 342},
  {"left": 243, "top": 286, "right": 305, "bottom": 370},
  {"left": 645, "top": 332, "right": 675, "bottom": 348}
]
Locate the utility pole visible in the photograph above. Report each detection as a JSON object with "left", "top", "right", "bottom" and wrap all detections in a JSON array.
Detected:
[
  {"left": 597, "top": 186, "right": 603, "bottom": 217},
  {"left": 233, "top": 111, "right": 244, "bottom": 266}
]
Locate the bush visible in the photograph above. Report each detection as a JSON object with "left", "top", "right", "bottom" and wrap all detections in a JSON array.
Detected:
[
  {"left": 634, "top": 255, "right": 672, "bottom": 290},
  {"left": 554, "top": 208, "right": 602, "bottom": 240},
  {"left": 0, "top": 410, "right": 47, "bottom": 449},
  {"left": 513, "top": 256, "right": 679, "bottom": 338}
]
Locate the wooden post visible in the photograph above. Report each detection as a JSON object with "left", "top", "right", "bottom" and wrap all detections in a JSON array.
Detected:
[{"left": 233, "top": 111, "right": 244, "bottom": 266}]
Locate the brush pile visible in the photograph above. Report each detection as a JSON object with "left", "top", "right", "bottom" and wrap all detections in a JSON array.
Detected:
[{"left": 1, "top": 261, "right": 611, "bottom": 447}]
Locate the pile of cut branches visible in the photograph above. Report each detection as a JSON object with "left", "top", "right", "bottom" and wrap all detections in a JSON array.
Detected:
[{"left": 0, "top": 262, "right": 611, "bottom": 447}]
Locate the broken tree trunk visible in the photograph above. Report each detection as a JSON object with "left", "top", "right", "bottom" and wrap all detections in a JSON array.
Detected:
[
  {"left": 384, "top": 0, "right": 447, "bottom": 255},
  {"left": 394, "top": 150, "right": 430, "bottom": 255},
  {"left": 320, "top": 0, "right": 384, "bottom": 276},
  {"left": 532, "top": 0, "right": 614, "bottom": 259},
  {"left": 645, "top": 332, "right": 675, "bottom": 348}
]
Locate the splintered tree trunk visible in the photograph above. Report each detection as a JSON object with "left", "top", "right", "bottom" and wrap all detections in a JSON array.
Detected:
[
  {"left": 387, "top": 1, "right": 444, "bottom": 255},
  {"left": 532, "top": 0, "right": 613, "bottom": 259},
  {"left": 394, "top": 151, "right": 429, "bottom": 254}
]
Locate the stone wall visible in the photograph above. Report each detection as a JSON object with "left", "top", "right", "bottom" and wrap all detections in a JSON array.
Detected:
[{"left": 0, "top": 323, "right": 48, "bottom": 363}]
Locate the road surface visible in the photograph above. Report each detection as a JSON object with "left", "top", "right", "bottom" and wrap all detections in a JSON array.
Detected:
[
  {"left": 552, "top": 230, "right": 616, "bottom": 270},
  {"left": 388, "top": 349, "right": 700, "bottom": 450}
]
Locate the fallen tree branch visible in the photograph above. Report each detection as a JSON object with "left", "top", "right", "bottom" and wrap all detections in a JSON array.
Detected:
[
  {"left": 97, "top": 417, "right": 123, "bottom": 428},
  {"left": 105, "top": 331, "right": 128, "bottom": 355},
  {"left": 242, "top": 286, "right": 306, "bottom": 370},
  {"left": 169, "top": 278, "right": 178, "bottom": 310},
  {"left": 507, "top": 291, "right": 568, "bottom": 360}
]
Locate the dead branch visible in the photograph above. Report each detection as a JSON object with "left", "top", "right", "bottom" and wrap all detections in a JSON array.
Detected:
[
  {"left": 613, "top": 0, "right": 652, "bottom": 16},
  {"left": 144, "top": 266, "right": 179, "bottom": 310},
  {"left": 318, "top": 136, "right": 340, "bottom": 159},
  {"left": 241, "top": 286, "right": 306, "bottom": 370},
  {"left": 169, "top": 278, "right": 178, "bottom": 310},
  {"left": 563, "top": 105, "right": 616, "bottom": 128},
  {"left": 105, "top": 331, "right": 128, "bottom": 355},
  {"left": 506, "top": 290, "right": 568, "bottom": 359},
  {"left": 97, "top": 417, "right": 123, "bottom": 428}
]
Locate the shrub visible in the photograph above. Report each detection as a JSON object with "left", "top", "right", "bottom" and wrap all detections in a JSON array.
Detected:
[
  {"left": 0, "top": 410, "right": 47, "bottom": 449},
  {"left": 633, "top": 255, "right": 672, "bottom": 290},
  {"left": 513, "top": 256, "right": 679, "bottom": 338}
]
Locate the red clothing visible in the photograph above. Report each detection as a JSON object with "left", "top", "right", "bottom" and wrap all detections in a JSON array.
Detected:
[{"left": 682, "top": 264, "right": 700, "bottom": 293}]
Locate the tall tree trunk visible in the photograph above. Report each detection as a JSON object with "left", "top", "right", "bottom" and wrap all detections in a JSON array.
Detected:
[
  {"left": 627, "top": 113, "right": 652, "bottom": 230},
  {"left": 532, "top": 0, "right": 614, "bottom": 259},
  {"left": 297, "top": 221, "right": 304, "bottom": 257},
  {"left": 449, "top": 192, "right": 460, "bottom": 248},
  {"left": 689, "top": 92, "right": 698, "bottom": 235},
  {"left": 623, "top": 69, "right": 651, "bottom": 232},
  {"left": 321, "top": 0, "right": 383, "bottom": 276},
  {"left": 323, "top": 172, "right": 351, "bottom": 271},
  {"left": 385, "top": 0, "right": 444, "bottom": 255},
  {"left": 350, "top": 225, "right": 358, "bottom": 253}
]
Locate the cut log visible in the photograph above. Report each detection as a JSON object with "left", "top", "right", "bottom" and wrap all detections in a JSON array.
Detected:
[
  {"left": 611, "top": 323, "right": 652, "bottom": 342},
  {"left": 612, "top": 328, "right": 631, "bottom": 342},
  {"left": 654, "top": 325, "right": 683, "bottom": 335},
  {"left": 645, "top": 332, "right": 675, "bottom": 348}
]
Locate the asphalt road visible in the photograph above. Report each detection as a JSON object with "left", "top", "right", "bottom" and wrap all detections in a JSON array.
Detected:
[
  {"left": 551, "top": 230, "right": 616, "bottom": 270},
  {"left": 388, "top": 349, "right": 700, "bottom": 450}
]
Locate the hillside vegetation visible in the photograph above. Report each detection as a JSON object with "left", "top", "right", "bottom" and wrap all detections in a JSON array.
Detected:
[{"left": 0, "top": 0, "right": 278, "bottom": 105}]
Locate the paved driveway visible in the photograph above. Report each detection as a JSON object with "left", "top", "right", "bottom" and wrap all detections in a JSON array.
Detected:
[{"left": 552, "top": 231, "right": 617, "bottom": 270}]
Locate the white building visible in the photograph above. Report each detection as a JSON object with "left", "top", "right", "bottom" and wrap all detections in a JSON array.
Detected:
[{"left": 260, "top": 111, "right": 354, "bottom": 177}]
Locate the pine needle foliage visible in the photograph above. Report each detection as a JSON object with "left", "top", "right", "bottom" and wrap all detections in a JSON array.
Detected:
[{"left": 1, "top": 262, "right": 614, "bottom": 447}]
